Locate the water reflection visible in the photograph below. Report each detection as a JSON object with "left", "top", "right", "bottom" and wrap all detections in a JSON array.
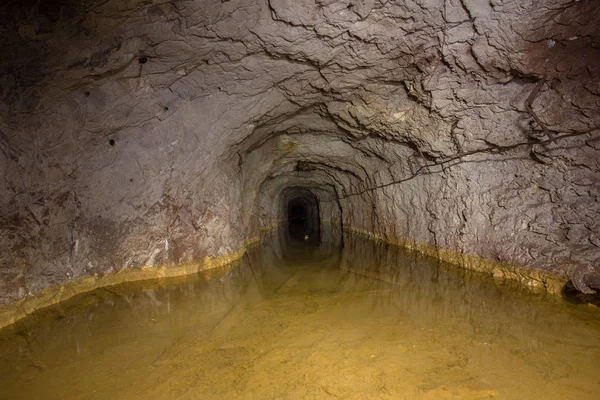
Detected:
[{"left": 0, "top": 226, "right": 599, "bottom": 399}]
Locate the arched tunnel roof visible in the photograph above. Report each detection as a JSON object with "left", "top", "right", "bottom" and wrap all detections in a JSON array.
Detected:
[{"left": 0, "top": 0, "right": 599, "bottom": 304}]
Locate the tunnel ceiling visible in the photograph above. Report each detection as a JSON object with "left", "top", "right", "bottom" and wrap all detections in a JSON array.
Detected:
[{"left": 0, "top": 0, "right": 599, "bottom": 303}]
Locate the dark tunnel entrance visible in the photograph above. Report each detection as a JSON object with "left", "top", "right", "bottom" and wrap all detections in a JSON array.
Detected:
[
  {"left": 288, "top": 199, "right": 307, "bottom": 223},
  {"left": 270, "top": 185, "right": 344, "bottom": 257},
  {"left": 285, "top": 192, "right": 320, "bottom": 243}
]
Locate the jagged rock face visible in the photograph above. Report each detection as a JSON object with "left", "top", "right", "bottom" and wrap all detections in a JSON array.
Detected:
[{"left": 0, "top": 0, "right": 599, "bottom": 303}]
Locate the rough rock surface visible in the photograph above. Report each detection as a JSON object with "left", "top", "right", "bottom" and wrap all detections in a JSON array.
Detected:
[{"left": 1, "top": 0, "right": 599, "bottom": 303}]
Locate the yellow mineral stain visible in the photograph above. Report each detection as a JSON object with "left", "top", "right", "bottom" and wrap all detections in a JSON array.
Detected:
[
  {"left": 392, "top": 110, "right": 408, "bottom": 121},
  {"left": 0, "top": 239, "right": 258, "bottom": 330},
  {"left": 340, "top": 225, "right": 568, "bottom": 294}
]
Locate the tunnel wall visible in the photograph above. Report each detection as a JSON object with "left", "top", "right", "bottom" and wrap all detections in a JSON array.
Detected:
[{"left": 0, "top": 0, "right": 599, "bottom": 314}]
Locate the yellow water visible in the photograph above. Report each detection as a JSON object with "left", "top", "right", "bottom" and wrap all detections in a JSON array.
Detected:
[{"left": 0, "top": 230, "right": 599, "bottom": 399}]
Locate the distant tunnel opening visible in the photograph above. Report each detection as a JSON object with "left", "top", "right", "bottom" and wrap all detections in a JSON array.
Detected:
[
  {"left": 286, "top": 193, "right": 320, "bottom": 243},
  {"left": 258, "top": 181, "right": 345, "bottom": 256},
  {"left": 288, "top": 199, "right": 307, "bottom": 223}
]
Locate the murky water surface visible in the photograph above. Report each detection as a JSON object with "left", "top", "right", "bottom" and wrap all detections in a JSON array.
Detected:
[{"left": 1, "top": 228, "right": 599, "bottom": 399}]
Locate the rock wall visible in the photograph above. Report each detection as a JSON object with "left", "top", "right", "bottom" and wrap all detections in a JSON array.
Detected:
[{"left": 1, "top": 0, "right": 599, "bottom": 304}]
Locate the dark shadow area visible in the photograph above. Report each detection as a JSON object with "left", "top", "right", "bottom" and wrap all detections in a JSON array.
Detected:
[
  {"left": 285, "top": 193, "right": 320, "bottom": 244},
  {"left": 275, "top": 186, "right": 344, "bottom": 262},
  {"left": 562, "top": 282, "right": 600, "bottom": 307},
  {"left": 287, "top": 196, "right": 318, "bottom": 241}
]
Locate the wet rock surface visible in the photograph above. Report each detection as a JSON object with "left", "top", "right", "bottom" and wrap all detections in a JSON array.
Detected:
[{"left": 0, "top": 0, "right": 599, "bottom": 303}]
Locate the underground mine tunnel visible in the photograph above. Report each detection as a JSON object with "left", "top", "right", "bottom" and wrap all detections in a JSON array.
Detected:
[
  {"left": 285, "top": 188, "right": 320, "bottom": 241},
  {"left": 0, "top": 0, "right": 599, "bottom": 398}
]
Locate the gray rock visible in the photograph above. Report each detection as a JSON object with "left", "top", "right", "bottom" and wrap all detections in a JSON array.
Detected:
[{"left": 0, "top": 0, "right": 599, "bottom": 302}]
